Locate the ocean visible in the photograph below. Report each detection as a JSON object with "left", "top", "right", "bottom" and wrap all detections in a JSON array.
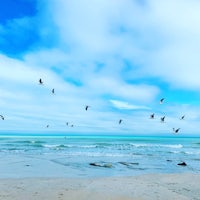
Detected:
[{"left": 0, "top": 135, "right": 200, "bottom": 178}]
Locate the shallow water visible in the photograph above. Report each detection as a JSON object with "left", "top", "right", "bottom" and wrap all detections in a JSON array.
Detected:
[{"left": 0, "top": 135, "right": 200, "bottom": 178}]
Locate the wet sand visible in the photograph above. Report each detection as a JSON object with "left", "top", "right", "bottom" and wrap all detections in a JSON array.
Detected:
[{"left": 0, "top": 173, "right": 200, "bottom": 200}]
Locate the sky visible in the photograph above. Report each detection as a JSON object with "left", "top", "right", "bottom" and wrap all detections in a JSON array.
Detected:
[{"left": 1, "top": 0, "right": 200, "bottom": 136}]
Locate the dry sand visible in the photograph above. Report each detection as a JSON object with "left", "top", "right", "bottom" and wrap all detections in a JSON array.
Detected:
[{"left": 0, "top": 173, "right": 200, "bottom": 200}]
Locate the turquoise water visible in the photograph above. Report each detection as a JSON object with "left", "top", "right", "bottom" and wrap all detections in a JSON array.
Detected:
[{"left": 0, "top": 135, "right": 200, "bottom": 178}]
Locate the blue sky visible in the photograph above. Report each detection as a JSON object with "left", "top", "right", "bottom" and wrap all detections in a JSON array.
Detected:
[{"left": 1, "top": 0, "right": 200, "bottom": 135}]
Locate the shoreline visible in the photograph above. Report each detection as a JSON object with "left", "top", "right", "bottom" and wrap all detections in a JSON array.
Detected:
[
  {"left": 1, "top": 134, "right": 200, "bottom": 138},
  {"left": 0, "top": 173, "right": 200, "bottom": 200}
]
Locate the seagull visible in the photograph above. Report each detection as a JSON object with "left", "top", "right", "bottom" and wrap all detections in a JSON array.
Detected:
[
  {"left": 85, "top": 105, "right": 90, "bottom": 111},
  {"left": 160, "top": 98, "right": 165, "bottom": 104},
  {"left": 39, "top": 78, "right": 43, "bottom": 85},
  {"left": 180, "top": 115, "right": 185, "bottom": 120},
  {"left": 119, "top": 119, "right": 123, "bottom": 124},
  {"left": 150, "top": 113, "right": 155, "bottom": 119},
  {"left": 0, "top": 115, "right": 4, "bottom": 120},
  {"left": 71, "top": 125, "right": 74, "bottom": 127},
  {"left": 173, "top": 128, "right": 180, "bottom": 133},
  {"left": 52, "top": 89, "right": 55, "bottom": 94},
  {"left": 66, "top": 122, "right": 69, "bottom": 126},
  {"left": 46, "top": 125, "right": 49, "bottom": 128},
  {"left": 160, "top": 116, "right": 165, "bottom": 123}
]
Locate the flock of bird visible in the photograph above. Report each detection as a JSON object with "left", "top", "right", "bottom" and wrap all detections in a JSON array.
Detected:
[
  {"left": 39, "top": 78, "right": 90, "bottom": 128},
  {"left": 117, "top": 98, "right": 184, "bottom": 134},
  {"left": 0, "top": 78, "right": 184, "bottom": 135},
  {"left": 149, "top": 98, "right": 185, "bottom": 134}
]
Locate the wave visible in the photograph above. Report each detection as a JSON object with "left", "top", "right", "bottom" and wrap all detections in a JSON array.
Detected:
[
  {"left": 129, "top": 143, "right": 183, "bottom": 149},
  {"left": 4, "top": 142, "right": 183, "bottom": 151},
  {"left": 169, "top": 150, "right": 200, "bottom": 155},
  {"left": 43, "top": 144, "right": 98, "bottom": 149},
  {"left": 60, "top": 151, "right": 130, "bottom": 157},
  {"left": 65, "top": 145, "right": 98, "bottom": 148},
  {"left": 13, "top": 140, "right": 46, "bottom": 144},
  {"left": 43, "top": 144, "right": 63, "bottom": 149},
  {"left": 182, "top": 151, "right": 200, "bottom": 155},
  {"left": 169, "top": 150, "right": 180, "bottom": 154},
  {"left": 1, "top": 149, "right": 25, "bottom": 153}
]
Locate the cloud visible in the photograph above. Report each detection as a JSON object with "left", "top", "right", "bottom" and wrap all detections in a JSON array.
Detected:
[
  {"left": 47, "top": 0, "right": 200, "bottom": 91},
  {"left": 139, "top": 0, "right": 200, "bottom": 90},
  {"left": 110, "top": 99, "right": 150, "bottom": 110},
  {"left": 1, "top": 0, "right": 200, "bottom": 135},
  {"left": 85, "top": 75, "right": 159, "bottom": 102}
]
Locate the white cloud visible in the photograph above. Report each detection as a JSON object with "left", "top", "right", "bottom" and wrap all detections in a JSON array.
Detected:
[
  {"left": 1, "top": 0, "right": 200, "bottom": 135},
  {"left": 86, "top": 76, "right": 159, "bottom": 103},
  {"left": 139, "top": 0, "right": 200, "bottom": 90},
  {"left": 110, "top": 99, "right": 150, "bottom": 110},
  {"left": 43, "top": 0, "right": 200, "bottom": 91}
]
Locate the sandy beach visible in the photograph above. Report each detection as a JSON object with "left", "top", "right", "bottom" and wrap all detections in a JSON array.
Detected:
[
  {"left": 0, "top": 173, "right": 200, "bottom": 200},
  {"left": 1, "top": 136, "right": 200, "bottom": 199}
]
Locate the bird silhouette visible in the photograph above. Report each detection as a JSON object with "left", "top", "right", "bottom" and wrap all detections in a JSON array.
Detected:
[
  {"left": 119, "top": 119, "right": 123, "bottom": 124},
  {"left": 150, "top": 113, "right": 155, "bottom": 119},
  {"left": 180, "top": 115, "right": 185, "bottom": 120},
  {"left": 160, "top": 116, "right": 165, "bottom": 122},
  {"left": 46, "top": 125, "right": 49, "bottom": 128},
  {"left": 66, "top": 122, "right": 69, "bottom": 126},
  {"left": 85, "top": 105, "right": 90, "bottom": 111},
  {"left": 0, "top": 115, "right": 4, "bottom": 120},
  {"left": 160, "top": 98, "right": 165, "bottom": 104},
  {"left": 173, "top": 128, "right": 180, "bottom": 133},
  {"left": 39, "top": 78, "right": 43, "bottom": 85}
]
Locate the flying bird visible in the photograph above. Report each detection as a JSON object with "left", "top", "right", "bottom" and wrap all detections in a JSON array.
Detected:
[
  {"left": 66, "top": 122, "right": 69, "bottom": 126},
  {"left": 180, "top": 115, "right": 185, "bottom": 120},
  {"left": 160, "top": 98, "right": 165, "bottom": 104},
  {"left": 150, "top": 113, "right": 155, "bottom": 119},
  {"left": 52, "top": 89, "right": 55, "bottom": 94},
  {"left": 46, "top": 125, "right": 49, "bottom": 128},
  {"left": 85, "top": 105, "right": 90, "bottom": 111},
  {"left": 119, "top": 119, "right": 123, "bottom": 124},
  {"left": 39, "top": 78, "right": 43, "bottom": 85},
  {"left": 0, "top": 115, "right": 4, "bottom": 120},
  {"left": 173, "top": 128, "right": 180, "bottom": 133},
  {"left": 160, "top": 116, "right": 165, "bottom": 123}
]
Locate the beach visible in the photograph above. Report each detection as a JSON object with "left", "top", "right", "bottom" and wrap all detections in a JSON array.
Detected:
[
  {"left": 0, "top": 173, "right": 200, "bottom": 200},
  {"left": 1, "top": 0, "right": 200, "bottom": 199},
  {"left": 0, "top": 135, "right": 200, "bottom": 199}
]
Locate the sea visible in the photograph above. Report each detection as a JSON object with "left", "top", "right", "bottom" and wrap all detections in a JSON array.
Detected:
[{"left": 0, "top": 134, "right": 200, "bottom": 178}]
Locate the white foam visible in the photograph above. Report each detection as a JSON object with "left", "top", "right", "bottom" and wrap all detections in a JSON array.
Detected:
[{"left": 130, "top": 143, "right": 183, "bottom": 149}]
